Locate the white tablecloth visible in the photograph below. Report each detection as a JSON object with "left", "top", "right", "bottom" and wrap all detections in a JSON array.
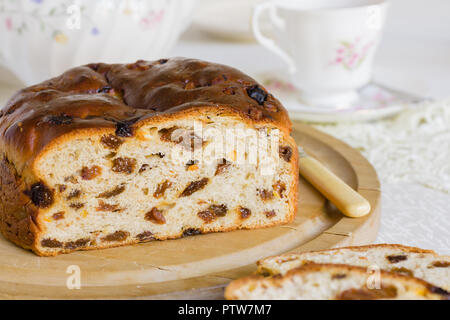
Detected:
[{"left": 380, "top": 183, "right": 449, "bottom": 254}]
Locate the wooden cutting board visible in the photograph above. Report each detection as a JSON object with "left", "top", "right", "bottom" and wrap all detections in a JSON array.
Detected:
[{"left": 0, "top": 122, "right": 380, "bottom": 299}]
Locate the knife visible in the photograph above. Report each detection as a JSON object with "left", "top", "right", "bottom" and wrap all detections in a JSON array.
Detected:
[{"left": 298, "top": 147, "right": 371, "bottom": 218}]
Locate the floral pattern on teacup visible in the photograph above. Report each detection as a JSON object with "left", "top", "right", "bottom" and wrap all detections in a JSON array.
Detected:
[{"left": 330, "top": 36, "right": 374, "bottom": 71}]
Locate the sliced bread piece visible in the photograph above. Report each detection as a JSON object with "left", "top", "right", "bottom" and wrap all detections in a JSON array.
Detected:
[
  {"left": 225, "top": 263, "right": 450, "bottom": 300},
  {"left": 257, "top": 244, "right": 450, "bottom": 291}
]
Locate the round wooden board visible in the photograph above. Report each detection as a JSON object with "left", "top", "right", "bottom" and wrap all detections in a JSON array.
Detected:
[{"left": 0, "top": 122, "right": 380, "bottom": 300}]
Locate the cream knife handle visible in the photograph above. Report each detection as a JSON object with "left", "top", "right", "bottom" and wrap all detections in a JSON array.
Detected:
[{"left": 299, "top": 156, "right": 371, "bottom": 218}]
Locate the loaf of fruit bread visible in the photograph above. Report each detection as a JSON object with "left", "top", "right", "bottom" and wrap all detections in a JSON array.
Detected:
[
  {"left": 0, "top": 58, "right": 298, "bottom": 256},
  {"left": 257, "top": 244, "right": 450, "bottom": 291},
  {"left": 225, "top": 263, "right": 449, "bottom": 300}
]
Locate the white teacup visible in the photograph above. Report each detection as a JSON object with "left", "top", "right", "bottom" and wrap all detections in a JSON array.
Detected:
[{"left": 252, "top": 0, "right": 389, "bottom": 107}]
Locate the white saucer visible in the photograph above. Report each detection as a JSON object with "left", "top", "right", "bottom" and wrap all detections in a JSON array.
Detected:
[{"left": 255, "top": 73, "right": 428, "bottom": 123}]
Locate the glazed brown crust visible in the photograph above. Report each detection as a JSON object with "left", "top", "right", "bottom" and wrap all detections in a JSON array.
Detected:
[
  {"left": 0, "top": 57, "right": 297, "bottom": 256},
  {"left": 0, "top": 155, "right": 39, "bottom": 252},
  {"left": 0, "top": 57, "right": 291, "bottom": 174}
]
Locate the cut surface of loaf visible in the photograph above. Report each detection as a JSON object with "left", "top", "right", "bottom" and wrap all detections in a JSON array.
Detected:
[
  {"left": 0, "top": 58, "right": 298, "bottom": 256},
  {"left": 225, "top": 263, "right": 450, "bottom": 300},
  {"left": 257, "top": 244, "right": 450, "bottom": 291}
]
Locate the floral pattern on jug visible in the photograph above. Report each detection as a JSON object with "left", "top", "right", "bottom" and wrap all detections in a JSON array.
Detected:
[
  {"left": 0, "top": 0, "right": 197, "bottom": 84},
  {"left": 0, "top": 0, "right": 167, "bottom": 44}
]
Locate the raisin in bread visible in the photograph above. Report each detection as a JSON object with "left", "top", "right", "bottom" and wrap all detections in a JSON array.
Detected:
[
  {"left": 0, "top": 58, "right": 298, "bottom": 256},
  {"left": 225, "top": 263, "right": 450, "bottom": 300},
  {"left": 257, "top": 244, "right": 450, "bottom": 290}
]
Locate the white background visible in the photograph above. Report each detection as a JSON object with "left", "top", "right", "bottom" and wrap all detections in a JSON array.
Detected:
[{"left": 2, "top": 0, "right": 450, "bottom": 98}]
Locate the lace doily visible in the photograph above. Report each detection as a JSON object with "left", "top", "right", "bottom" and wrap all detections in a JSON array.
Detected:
[
  {"left": 314, "top": 99, "right": 450, "bottom": 194},
  {"left": 312, "top": 99, "right": 450, "bottom": 254}
]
